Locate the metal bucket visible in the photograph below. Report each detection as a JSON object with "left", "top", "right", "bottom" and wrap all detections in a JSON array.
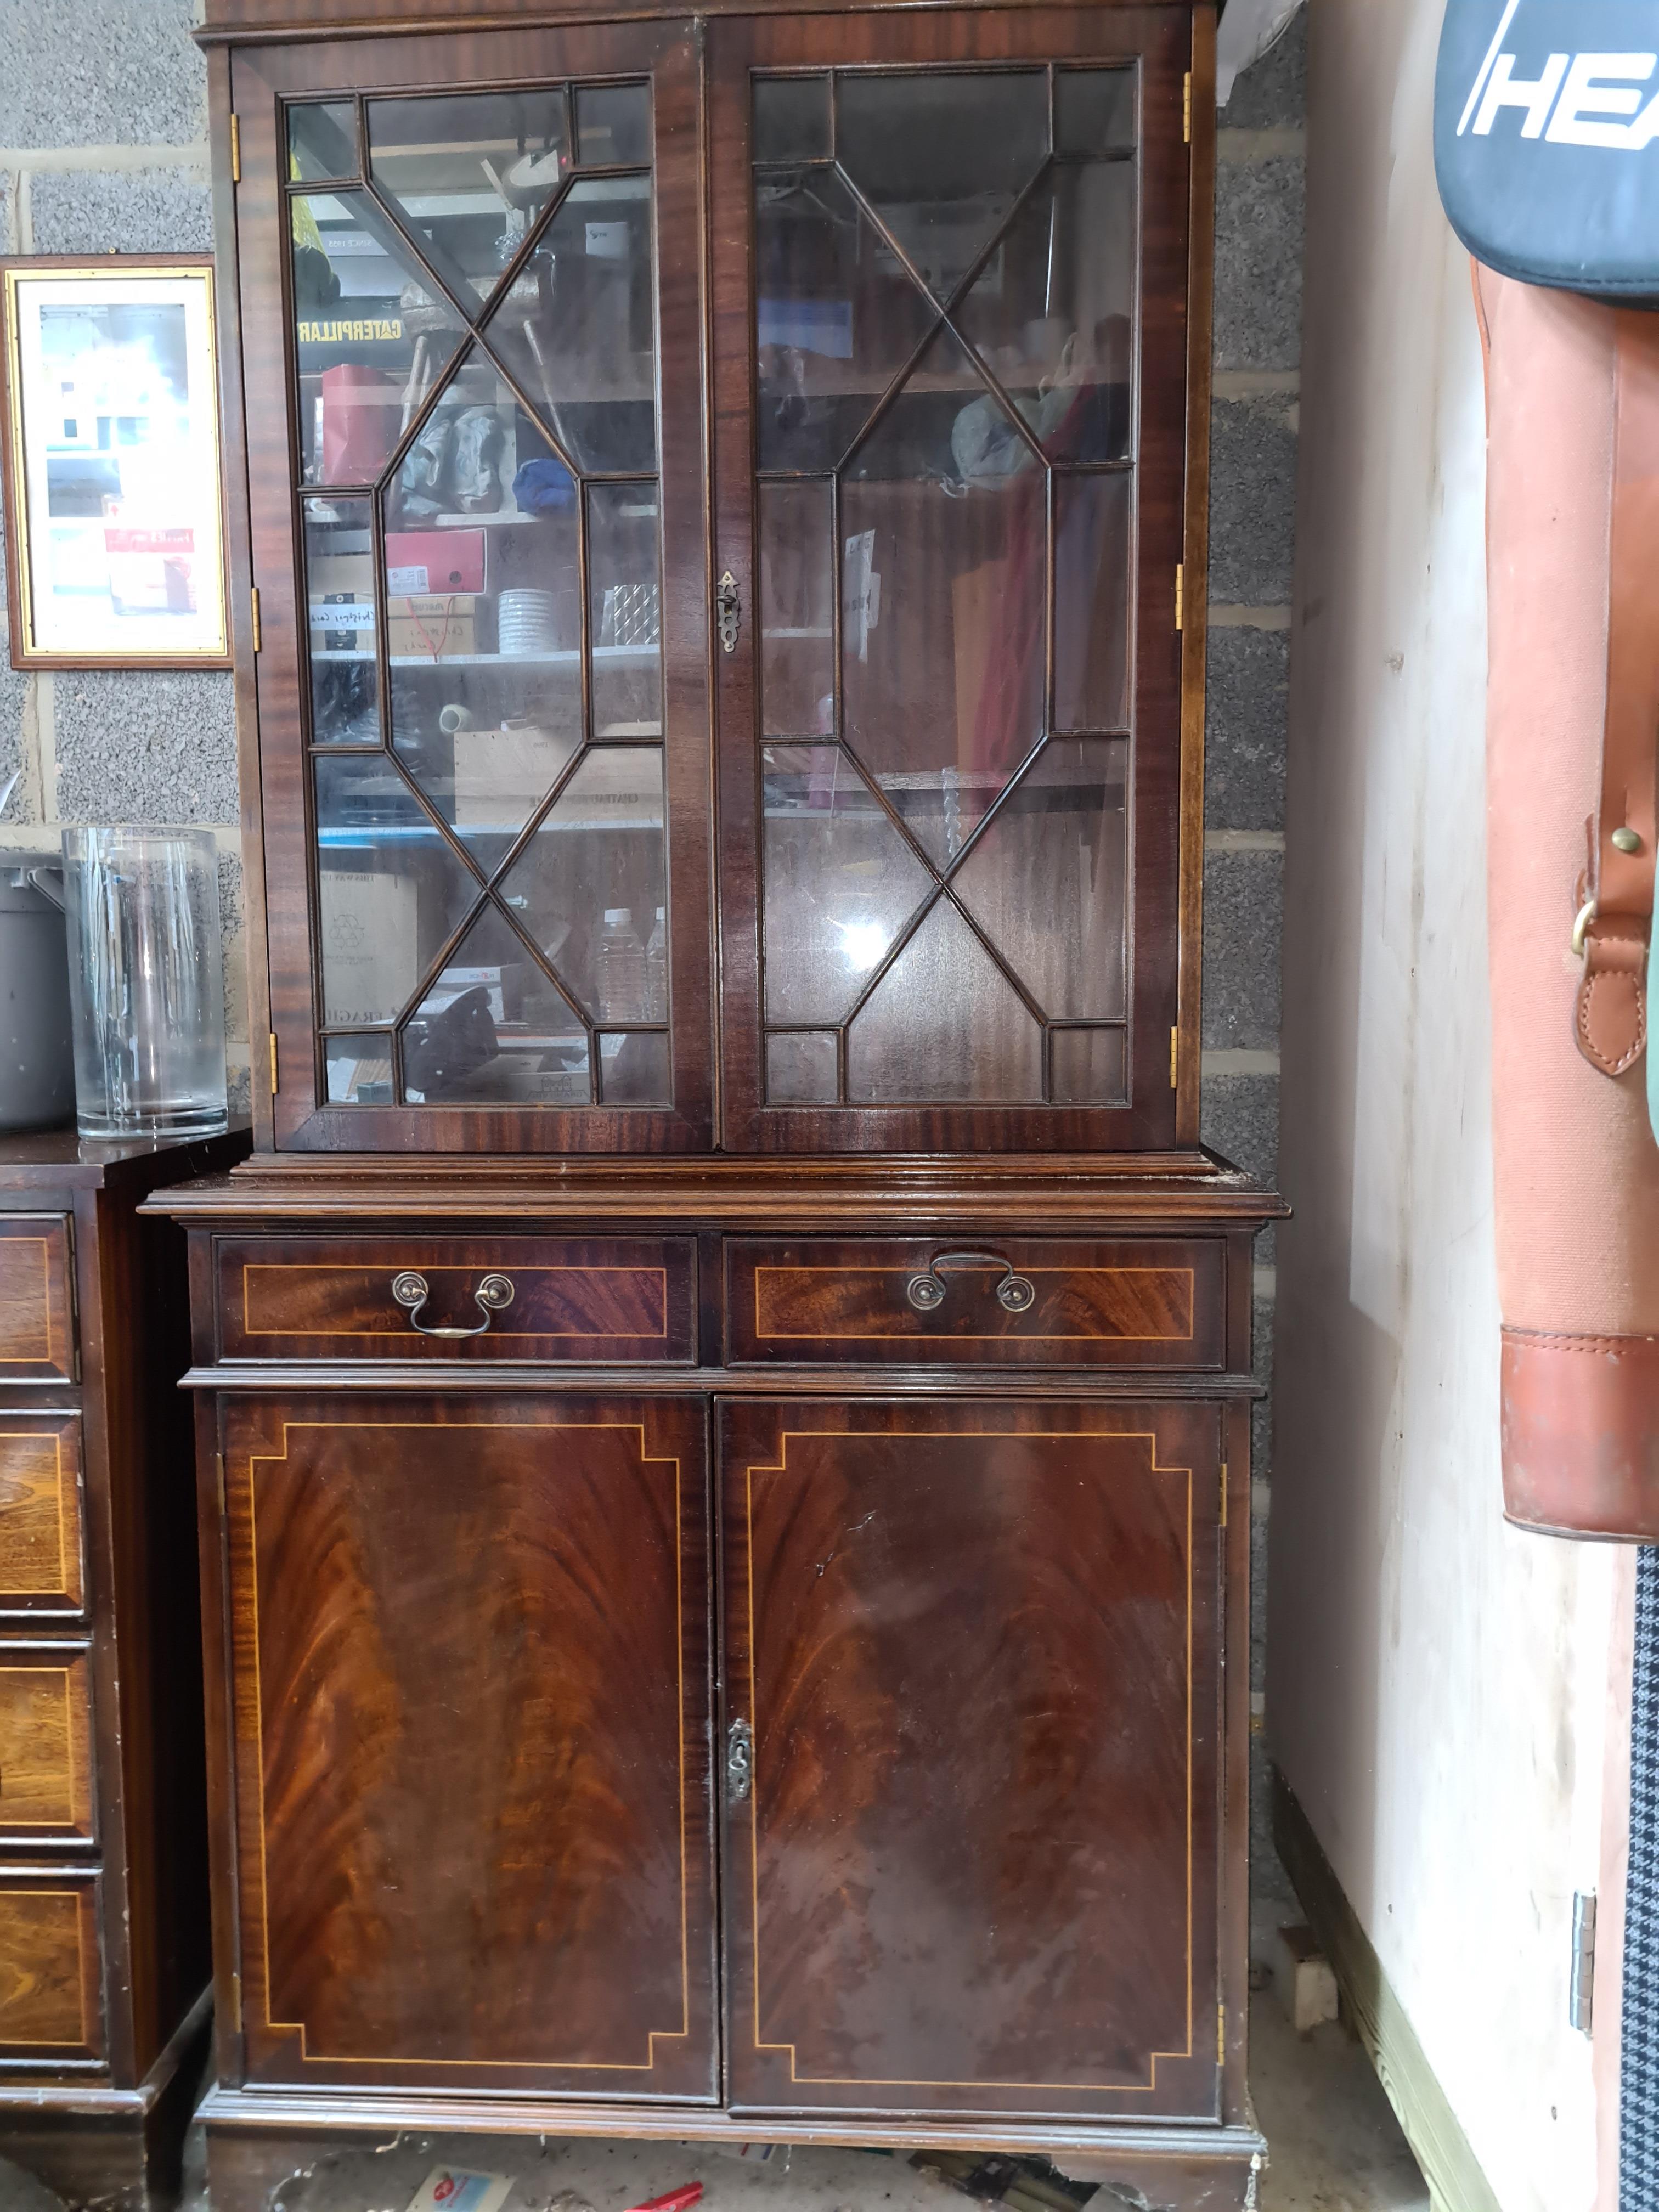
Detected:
[{"left": 0, "top": 855, "right": 75, "bottom": 1132}]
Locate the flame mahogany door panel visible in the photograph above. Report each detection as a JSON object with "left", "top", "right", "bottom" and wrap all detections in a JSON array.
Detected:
[
  {"left": 219, "top": 1392, "right": 715, "bottom": 2097},
  {"left": 720, "top": 1396, "right": 1221, "bottom": 2121}
]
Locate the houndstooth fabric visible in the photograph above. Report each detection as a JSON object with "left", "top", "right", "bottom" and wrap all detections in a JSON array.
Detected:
[{"left": 1622, "top": 1547, "right": 1659, "bottom": 2208}]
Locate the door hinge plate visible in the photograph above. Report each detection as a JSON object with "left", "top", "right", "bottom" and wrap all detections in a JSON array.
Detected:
[
  {"left": 1217, "top": 2002, "right": 1227, "bottom": 2064},
  {"left": 1570, "top": 1890, "right": 1596, "bottom": 2033},
  {"left": 1170, "top": 1026, "right": 1180, "bottom": 1090},
  {"left": 1175, "top": 563, "right": 1185, "bottom": 632},
  {"left": 229, "top": 114, "right": 241, "bottom": 183},
  {"left": 215, "top": 1451, "right": 227, "bottom": 1520},
  {"left": 1184, "top": 73, "right": 1193, "bottom": 144},
  {"left": 250, "top": 585, "right": 262, "bottom": 653},
  {"left": 1220, "top": 1462, "right": 1228, "bottom": 1528},
  {"left": 267, "top": 1032, "right": 278, "bottom": 1096}
]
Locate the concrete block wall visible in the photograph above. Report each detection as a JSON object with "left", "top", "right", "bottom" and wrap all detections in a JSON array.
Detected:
[
  {"left": 1200, "top": 16, "right": 1303, "bottom": 1872},
  {"left": 0, "top": 0, "right": 248, "bottom": 1110}
]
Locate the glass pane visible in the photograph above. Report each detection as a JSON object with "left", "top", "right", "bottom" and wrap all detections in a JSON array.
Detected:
[
  {"left": 1051, "top": 1025, "right": 1127, "bottom": 1104},
  {"left": 289, "top": 103, "right": 358, "bottom": 183},
  {"left": 291, "top": 190, "right": 467, "bottom": 486},
  {"left": 381, "top": 349, "right": 583, "bottom": 859},
  {"left": 483, "top": 177, "right": 656, "bottom": 474},
  {"left": 755, "top": 166, "right": 939, "bottom": 473},
  {"left": 766, "top": 1031, "right": 838, "bottom": 1104},
  {"left": 951, "top": 738, "right": 1129, "bottom": 1020},
  {"left": 759, "top": 480, "right": 834, "bottom": 737},
  {"left": 314, "top": 754, "right": 482, "bottom": 1028},
  {"left": 599, "top": 1030, "right": 669, "bottom": 1104},
  {"left": 368, "top": 91, "right": 571, "bottom": 310},
  {"left": 1054, "top": 69, "right": 1137, "bottom": 158},
  {"left": 498, "top": 747, "right": 667, "bottom": 1023},
  {"left": 761, "top": 746, "right": 933, "bottom": 1026},
  {"left": 841, "top": 323, "right": 1045, "bottom": 866},
  {"left": 303, "top": 496, "right": 380, "bottom": 744},
  {"left": 835, "top": 72, "right": 1049, "bottom": 302},
  {"left": 846, "top": 896, "right": 1041, "bottom": 1103},
  {"left": 403, "top": 898, "right": 588, "bottom": 1105},
  {"left": 323, "top": 1032, "right": 393, "bottom": 1104},
  {"left": 956, "top": 165, "right": 1135, "bottom": 464},
  {"left": 1054, "top": 472, "right": 1133, "bottom": 731},
  {"left": 753, "top": 76, "right": 831, "bottom": 164},
  {"left": 588, "top": 482, "right": 663, "bottom": 738},
  {"left": 576, "top": 83, "right": 651, "bottom": 168}
]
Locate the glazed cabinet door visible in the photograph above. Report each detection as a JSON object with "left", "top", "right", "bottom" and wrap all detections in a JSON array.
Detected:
[
  {"left": 215, "top": 1393, "right": 716, "bottom": 2097},
  {"left": 720, "top": 1396, "right": 1222, "bottom": 2121},
  {"left": 712, "top": 8, "right": 1201, "bottom": 1150},
  {"left": 232, "top": 22, "right": 712, "bottom": 1149}
]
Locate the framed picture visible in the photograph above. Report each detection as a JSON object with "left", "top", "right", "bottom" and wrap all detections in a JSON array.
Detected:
[{"left": 0, "top": 258, "right": 230, "bottom": 667}]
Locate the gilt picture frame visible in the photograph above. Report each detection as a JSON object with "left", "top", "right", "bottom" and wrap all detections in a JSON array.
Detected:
[{"left": 0, "top": 257, "right": 231, "bottom": 668}]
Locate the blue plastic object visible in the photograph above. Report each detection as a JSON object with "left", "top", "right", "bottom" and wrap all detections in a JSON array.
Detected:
[{"left": 511, "top": 459, "right": 577, "bottom": 515}]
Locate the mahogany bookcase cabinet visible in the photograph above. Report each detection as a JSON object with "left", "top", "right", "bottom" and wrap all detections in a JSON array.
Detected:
[{"left": 155, "top": 3, "right": 1284, "bottom": 2205}]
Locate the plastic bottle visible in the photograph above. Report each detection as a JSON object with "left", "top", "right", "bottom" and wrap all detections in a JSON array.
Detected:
[
  {"left": 596, "top": 907, "right": 645, "bottom": 1023},
  {"left": 645, "top": 905, "right": 668, "bottom": 1022}
]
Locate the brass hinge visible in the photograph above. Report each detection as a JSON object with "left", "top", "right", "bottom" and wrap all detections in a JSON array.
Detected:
[
  {"left": 268, "top": 1032, "right": 279, "bottom": 1095},
  {"left": 1220, "top": 1462, "right": 1229, "bottom": 1528},
  {"left": 229, "top": 114, "right": 241, "bottom": 183},
  {"left": 215, "top": 1452, "right": 227, "bottom": 1520},
  {"left": 1175, "top": 563, "right": 1184, "bottom": 632},
  {"left": 1183, "top": 72, "right": 1193, "bottom": 144},
  {"left": 230, "top": 1968, "right": 243, "bottom": 2034},
  {"left": 250, "top": 585, "right": 262, "bottom": 652},
  {"left": 1217, "top": 2003, "right": 1227, "bottom": 2065},
  {"left": 1170, "top": 1026, "right": 1179, "bottom": 1090}
]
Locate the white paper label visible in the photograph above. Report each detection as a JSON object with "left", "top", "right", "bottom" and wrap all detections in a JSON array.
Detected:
[
  {"left": 387, "top": 563, "right": 430, "bottom": 595},
  {"left": 585, "top": 220, "right": 630, "bottom": 259}
]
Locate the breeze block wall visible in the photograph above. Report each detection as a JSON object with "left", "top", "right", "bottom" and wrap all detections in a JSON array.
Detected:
[
  {"left": 1200, "top": 14, "right": 1303, "bottom": 1874},
  {"left": 0, "top": 0, "right": 249, "bottom": 1108}
]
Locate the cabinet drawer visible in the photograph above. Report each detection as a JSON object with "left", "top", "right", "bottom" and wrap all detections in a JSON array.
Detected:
[
  {"left": 0, "top": 1417, "right": 85, "bottom": 1617},
  {"left": 0, "top": 1872, "right": 103, "bottom": 2063},
  {"left": 0, "top": 1646, "right": 93, "bottom": 1843},
  {"left": 0, "top": 1216, "right": 75, "bottom": 1383},
  {"left": 726, "top": 1238, "right": 1225, "bottom": 1368},
  {"left": 217, "top": 1236, "right": 696, "bottom": 1363}
]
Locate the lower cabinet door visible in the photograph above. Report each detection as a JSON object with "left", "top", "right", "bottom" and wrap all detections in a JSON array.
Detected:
[
  {"left": 720, "top": 1397, "right": 1223, "bottom": 2123},
  {"left": 219, "top": 1392, "right": 716, "bottom": 2097}
]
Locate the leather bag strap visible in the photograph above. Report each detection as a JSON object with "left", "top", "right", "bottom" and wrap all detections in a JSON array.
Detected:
[{"left": 1576, "top": 316, "right": 1659, "bottom": 1079}]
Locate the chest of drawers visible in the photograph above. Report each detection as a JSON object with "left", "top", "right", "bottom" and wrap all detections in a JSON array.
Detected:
[{"left": 0, "top": 1130, "right": 247, "bottom": 2212}]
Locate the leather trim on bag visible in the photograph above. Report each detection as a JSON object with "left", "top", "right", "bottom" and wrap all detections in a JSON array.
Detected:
[{"left": 1501, "top": 1326, "right": 1659, "bottom": 1539}]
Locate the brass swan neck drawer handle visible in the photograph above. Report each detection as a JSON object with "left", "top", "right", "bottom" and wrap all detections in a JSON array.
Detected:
[
  {"left": 905, "top": 1250, "right": 1036, "bottom": 1314},
  {"left": 390, "top": 1271, "right": 515, "bottom": 1338}
]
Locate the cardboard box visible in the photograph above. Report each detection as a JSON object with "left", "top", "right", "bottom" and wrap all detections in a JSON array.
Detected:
[
  {"left": 387, "top": 594, "right": 477, "bottom": 659},
  {"left": 318, "top": 868, "right": 419, "bottom": 1028},
  {"left": 453, "top": 723, "right": 581, "bottom": 831},
  {"left": 385, "top": 528, "right": 487, "bottom": 597}
]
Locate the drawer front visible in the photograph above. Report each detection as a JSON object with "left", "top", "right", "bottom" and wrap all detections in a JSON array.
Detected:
[
  {"left": 726, "top": 1238, "right": 1226, "bottom": 1368},
  {"left": 0, "top": 1647, "right": 93, "bottom": 1843},
  {"left": 218, "top": 1236, "right": 697, "bottom": 1363},
  {"left": 0, "top": 1216, "right": 75, "bottom": 1383},
  {"left": 0, "top": 1417, "right": 85, "bottom": 1617},
  {"left": 0, "top": 1874, "right": 103, "bottom": 2063}
]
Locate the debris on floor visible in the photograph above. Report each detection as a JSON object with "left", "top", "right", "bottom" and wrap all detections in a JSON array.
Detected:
[
  {"left": 906, "top": 2154, "right": 1096, "bottom": 2212},
  {"left": 1272, "top": 1925, "right": 1341, "bottom": 2036}
]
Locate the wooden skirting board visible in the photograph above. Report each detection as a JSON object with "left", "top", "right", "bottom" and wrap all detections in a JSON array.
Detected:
[{"left": 1272, "top": 1769, "right": 1502, "bottom": 2212}]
